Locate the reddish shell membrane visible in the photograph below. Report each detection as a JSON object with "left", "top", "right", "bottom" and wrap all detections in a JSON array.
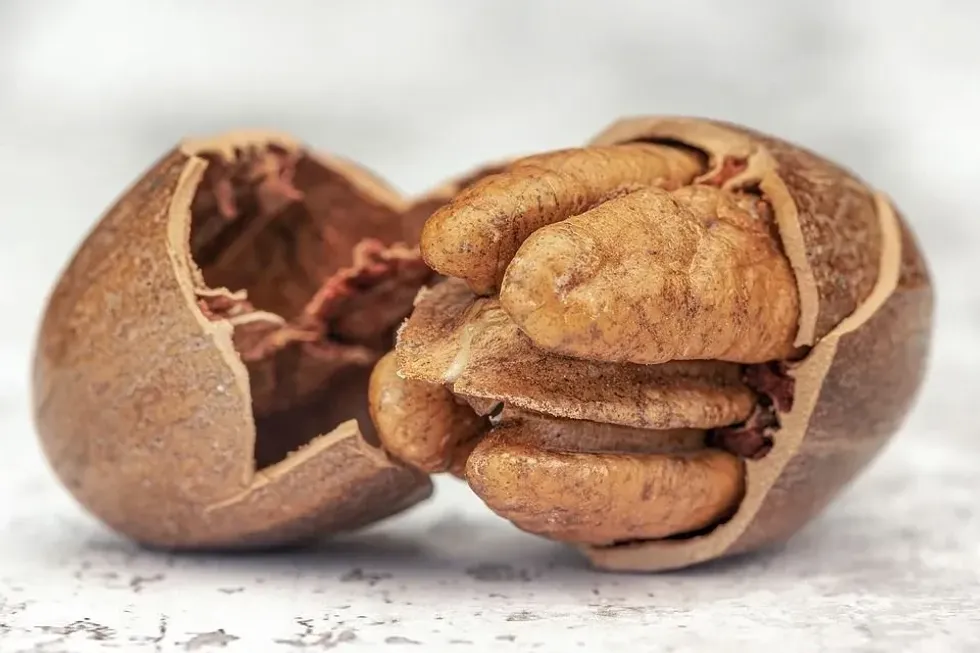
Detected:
[{"left": 189, "top": 145, "right": 435, "bottom": 470}]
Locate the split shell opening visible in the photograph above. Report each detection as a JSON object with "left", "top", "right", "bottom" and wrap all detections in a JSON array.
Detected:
[
  {"left": 388, "top": 117, "right": 933, "bottom": 572},
  {"left": 30, "top": 131, "right": 498, "bottom": 548}
]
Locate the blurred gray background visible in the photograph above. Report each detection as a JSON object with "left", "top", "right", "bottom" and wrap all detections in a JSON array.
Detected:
[
  {"left": 1, "top": 2, "right": 978, "bottom": 650},
  {"left": 5, "top": 0, "right": 977, "bottom": 463}
]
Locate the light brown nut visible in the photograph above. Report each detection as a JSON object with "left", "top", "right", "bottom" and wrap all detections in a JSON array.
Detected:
[
  {"left": 31, "top": 131, "right": 501, "bottom": 549},
  {"left": 369, "top": 351, "right": 488, "bottom": 473},
  {"left": 394, "top": 116, "right": 932, "bottom": 573},
  {"left": 402, "top": 160, "right": 513, "bottom": 245},
  {"left": 500, "top": 184, "right": 800, "bottom": 364},
  {"left": 420, "top": 144, "right": 703, "bottom": 294},
  {"left": 466, "top": 420, "right": 745, "bottom": 545},
  {"left": 396, "top": 279, "right": 757, "bottom": 430}
]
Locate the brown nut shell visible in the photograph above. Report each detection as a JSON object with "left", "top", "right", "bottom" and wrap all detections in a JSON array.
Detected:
[
  {"left": 576, "top": 117, "right": 933, "bottom": 571},
  {"left": 30, "top": 131, "right": 497, "bottom": 549}
]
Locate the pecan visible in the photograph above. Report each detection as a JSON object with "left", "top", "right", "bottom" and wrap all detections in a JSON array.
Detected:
[
  {"left": 31, "top": 131, "right": 504, "bottom": 549},
  {"left": 378, "top": 117, "right": 933, "bottom": 572},
  {"left": 421, "top": 144, "right": 703, "bottom": 294}
]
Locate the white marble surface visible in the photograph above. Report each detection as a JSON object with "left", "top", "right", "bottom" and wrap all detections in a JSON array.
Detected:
[{"left": 1, "top": 1, "right": 978, "bottom": 651}]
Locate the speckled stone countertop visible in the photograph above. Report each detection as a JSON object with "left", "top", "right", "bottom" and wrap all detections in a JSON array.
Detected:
[
  {"left": 1, "top": 436, "right": 978, "bottom": 651},
  {"left": 1, "top": 2, "right": 978, "bottom": 651}
]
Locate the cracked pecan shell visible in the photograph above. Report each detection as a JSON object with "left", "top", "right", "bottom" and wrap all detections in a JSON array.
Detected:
[
  {"left": 386, "top": 116, "right": 933, "bottom": 572},
  {"left": 31, "top": 130, "right": 497, "bottom": 549}
]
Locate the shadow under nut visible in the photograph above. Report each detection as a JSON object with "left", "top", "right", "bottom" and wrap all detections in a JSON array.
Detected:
[{"left": 465, "top": 424, "right": 745, "bottom": 545}]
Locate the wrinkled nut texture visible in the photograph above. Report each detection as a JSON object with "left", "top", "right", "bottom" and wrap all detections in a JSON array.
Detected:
[
  {"left": 395, "top": 117, "right": 933, "bottom": 571},
  {"left": 421, "top": 144, "right": 703, "bottom": 295},
  {"left": 466, "top": 412, "right": 745, "bottom": 545},
  {"left": 501, "top": 185, "right": 800, "bottom": 364},
  {"left": 31, "top": 130, "right": 499, "bottom": 549},
  {"left": 396, "top": 279, "right": 758, "bottom": 430},
  {"left": 369, "top": 351, "right": 489, "bottom": 473}
]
